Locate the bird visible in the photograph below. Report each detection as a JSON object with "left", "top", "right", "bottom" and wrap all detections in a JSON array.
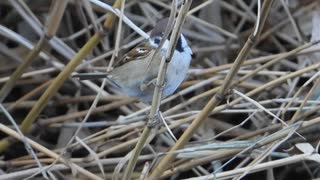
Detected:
[{"left": 73, "top": 18, "right": 192, "bottom": 103}]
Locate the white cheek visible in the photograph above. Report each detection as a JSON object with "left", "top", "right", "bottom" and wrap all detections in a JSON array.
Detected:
[
  {"left": 149, "top": 38, "right": 170, "bottom": 50},
  {"left": 180, "top": 34, "right": 192, "bottom": 55},
  {"left": 149, "top": 39, "right": 158, "bottom": 47}
]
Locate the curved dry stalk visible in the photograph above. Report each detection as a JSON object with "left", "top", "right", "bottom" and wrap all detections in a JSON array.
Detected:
[
  {"left": 161, "top": 61, "right": 320, "bottom": 151},
  {"left": 39, "top": 98, "right": 136, "bottom": 125},
  {"left": 192, "top": 45, "right": 320, "bottom": 77},
  {"left": 0, "top": 0, "right": 122, "bottom": 153},
  {"left": 148, "top": 1, "right": 274, "bottom": 179},
  {"left": 237, "top": 41, "right": 319, "bottom": 84},
  {"left": 289, "top": 77, "right": 320, "bottom": 124},
  {"left": 184, "top": 153, "right": 317, "bottom": 180},
  {"left": 0, "top": 123, "right": 103, "bottom": 180},
  {"left": 160, "top": 117, "right": 320, "bottom": 178},
  {"left": 0, "top": 36, "right": 46, "bottom": 103},
  {"left": 122, "top": 1, "right": 193, "bottom": 179},
  {"left": 8, "top": 80, "right": 52, "bottom": 111},
  {"left": 0, "top": 0, "right": 69, "bottom": 103},
  {"left": 0, "top": 34, "right": 102, "bottom": 153},
  {"left": 1, "top": 1, "right": 318, "bottom": 179},
  {"left": 211, "top": 62, "right": 320, "bottom": 116},
  {"left": 0, "top": 104, "right": 49, "bottom": 179}
]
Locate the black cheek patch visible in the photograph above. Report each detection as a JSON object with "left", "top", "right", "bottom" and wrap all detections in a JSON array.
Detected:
[
  {"left": 175, "top": 36, "right": 183, "bottom": 52},
  {"left": 154, "top": 37, "right": 160, "bottom": 44}
]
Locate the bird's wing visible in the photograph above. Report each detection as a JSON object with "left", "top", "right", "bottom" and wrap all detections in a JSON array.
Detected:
[{"left": 114, "top": 41, "right": 154, "bottom": 67}]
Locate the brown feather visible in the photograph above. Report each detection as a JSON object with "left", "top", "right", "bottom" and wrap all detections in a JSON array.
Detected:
[{"left": 114, "top": 41, "right": 154, "bottom": 67}]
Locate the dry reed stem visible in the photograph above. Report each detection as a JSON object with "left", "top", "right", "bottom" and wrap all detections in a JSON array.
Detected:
[
  {"left": 0, "top": 123, "right": 104, "bottom": 180},
  {"left": 161, "top": 116, "right": 320, "bottom": 178},
  {"left": 8, "top": 80, "right": 52, "bottom": 111},
  {"left": 0, "top": 0, "right": 68, "bottom": 103},
  {"left": 0, "top": 0, "right": 121, "bottom": 153},
  {"left": 148, "top": 1, "right": 274, "bottom": 178},
  {"left": 0, "top": 33, "right": 102, "bottom": 152},
  {"left": 123, "top": 1, "right": 190, "bottom": 178},
  {"left": 0, "top": 36, "right": 46, "bottom": 103},
  {"left": 1, "top": 1, "right": 319, "bottom": 179}
]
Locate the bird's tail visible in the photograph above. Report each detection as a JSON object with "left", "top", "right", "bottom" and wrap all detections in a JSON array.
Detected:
[{"left": 72, "top": 73, "right": 109, "bottom": 80}]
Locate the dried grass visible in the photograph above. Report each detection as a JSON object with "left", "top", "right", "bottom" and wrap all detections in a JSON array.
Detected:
[{"left": 0, "top": 0, "right": 319, "bottom": 179}]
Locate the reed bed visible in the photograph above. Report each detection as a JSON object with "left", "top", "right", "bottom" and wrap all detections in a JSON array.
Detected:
[{"left": 0, "top": 0, "right": 319, "bottom": 179}]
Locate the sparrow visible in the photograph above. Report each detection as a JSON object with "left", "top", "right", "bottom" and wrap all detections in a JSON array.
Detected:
[{"left": 73, "top": 18, "right": 192, "bottom": 103}]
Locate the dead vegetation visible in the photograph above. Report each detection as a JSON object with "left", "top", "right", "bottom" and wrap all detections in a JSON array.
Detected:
[{"left": 0, "top": 0, "right": 320, "bottom": 179}]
